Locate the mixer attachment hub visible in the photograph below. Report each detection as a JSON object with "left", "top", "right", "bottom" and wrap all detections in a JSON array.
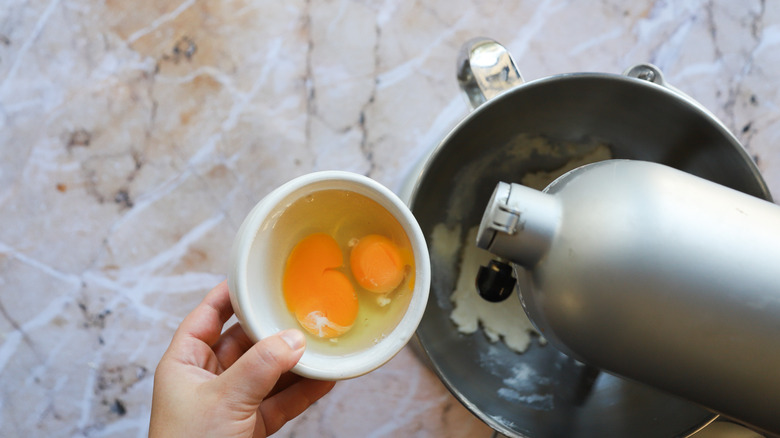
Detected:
[{"left": 476, "top": 259, "right": 517, "bottom": 302}]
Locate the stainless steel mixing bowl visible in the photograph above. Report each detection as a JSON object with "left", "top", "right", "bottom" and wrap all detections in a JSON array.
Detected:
[{"left": 407, "top": 39, "right": 771, "bottom": 438}]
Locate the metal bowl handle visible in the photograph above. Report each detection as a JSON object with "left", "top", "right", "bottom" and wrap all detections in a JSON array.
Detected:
[
  {"left": 623, "top": 63, "right": 667, "bottom": 86},
  {"left": 457, "top": 38, "right": 524, "bottom": 110}
]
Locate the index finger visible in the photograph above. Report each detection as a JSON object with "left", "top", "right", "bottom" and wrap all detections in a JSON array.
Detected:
[{"left": 173, "top": 280, "right": 235, "bottom": 346}]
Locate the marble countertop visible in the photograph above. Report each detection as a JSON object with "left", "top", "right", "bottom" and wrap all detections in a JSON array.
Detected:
[{"left": 1, "top": 0, "right": 778, "bottom": 437}]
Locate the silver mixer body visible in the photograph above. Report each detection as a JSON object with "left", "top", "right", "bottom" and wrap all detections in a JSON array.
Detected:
[{"left": 477, "top": 159, "right": 780, "bottom": 436}]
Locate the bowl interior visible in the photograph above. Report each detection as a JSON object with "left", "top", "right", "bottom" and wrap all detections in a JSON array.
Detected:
[{"left": 410, "top": 74, "right": 769, "bottom": 437}]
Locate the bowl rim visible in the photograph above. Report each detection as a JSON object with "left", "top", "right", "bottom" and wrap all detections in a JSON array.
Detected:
[{"left": 228, "top": 170, "right": 430, "bottom": 380}]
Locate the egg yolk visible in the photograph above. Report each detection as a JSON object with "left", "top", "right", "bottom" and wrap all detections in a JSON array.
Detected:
[
  {"left": 283, "top": 233, "right": 359, "bottom": 338},
  {"left": 350, "top": 234, "right": 406, "bottom": 294}
]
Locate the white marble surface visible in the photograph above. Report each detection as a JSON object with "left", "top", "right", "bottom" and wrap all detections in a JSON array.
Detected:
[{"left": 1, "top": 0, "right": 778, "bottom": 437}]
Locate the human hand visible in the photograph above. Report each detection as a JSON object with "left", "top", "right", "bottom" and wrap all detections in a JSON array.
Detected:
[{"left": 149, "top": 281, "right": 335, "bottom": 438}]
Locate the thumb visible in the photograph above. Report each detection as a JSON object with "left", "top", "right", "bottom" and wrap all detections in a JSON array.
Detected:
[{"left": 216, "top": 329, "right": 306, "bottom": 408}]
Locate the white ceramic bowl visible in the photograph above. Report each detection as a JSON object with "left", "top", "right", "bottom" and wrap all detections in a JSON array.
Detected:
[{"left": 228, "top": 171, "right": 430, "bottom": 380}]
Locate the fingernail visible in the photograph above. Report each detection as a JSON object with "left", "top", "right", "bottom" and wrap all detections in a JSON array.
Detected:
[{"left": 280, "top": 329, "right": 305, "bottom": 351}]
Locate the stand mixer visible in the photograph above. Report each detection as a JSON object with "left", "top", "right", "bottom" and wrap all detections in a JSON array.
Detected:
[
  {"left": 408, "top": 38, "right": 775, "bottom": 437},
  {"left": 475, "top": 159, "right": 780, "bottom": 437}
]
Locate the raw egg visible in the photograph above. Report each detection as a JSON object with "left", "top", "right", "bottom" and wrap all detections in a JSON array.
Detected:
[
  {"left": 350, "top": 234, "right": 406, "bottom": 294},
  {"left": 282, "top": 233, "right": 359, "bottom": 338},
  {"left": 275, "top": 189, "right": 416, "bottom": 349}
]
